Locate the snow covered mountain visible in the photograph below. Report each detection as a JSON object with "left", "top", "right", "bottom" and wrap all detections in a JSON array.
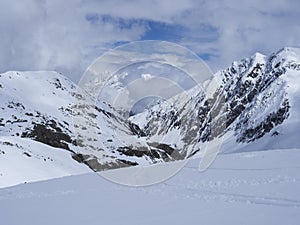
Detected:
[
  {"left": 0, "top": 47, "right": 300, "bottom": 187},
  {"left": 132, "top": 47, "right": 300, "bottom": 156},
  {"left": 0, "top": 70, "right": 183, "bottom": 186}
]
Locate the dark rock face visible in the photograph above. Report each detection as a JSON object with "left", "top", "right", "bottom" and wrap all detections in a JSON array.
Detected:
[
  {"left": 204, "top": 58, "right": 290, "bottom": 144},
  {"left": 116, "top": 143, "right": 183, "bottom": 162},
  {"left": 236, "top": 99, "right": 290, "bottom": 143},
  {"left": 0, "top": 118, "right": 4, "bottom": 126},
  {"left": 72, "top": 141, "right": 184, "bottom": 172},
  {"left": 128, "top": 122, "right": 147, "bottom": 137},
  {"left": 71, "top": 152, "right": 138, "bottom": 171},
  {"left": 21, "top": 121, "right": 72, "bottom": 151}
]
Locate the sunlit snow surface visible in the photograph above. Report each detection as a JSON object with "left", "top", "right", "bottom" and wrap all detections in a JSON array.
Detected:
[{"left": 0, "top": 149, "right": 300, "bottom": 225}]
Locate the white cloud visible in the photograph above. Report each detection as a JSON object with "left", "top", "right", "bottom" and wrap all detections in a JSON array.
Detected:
[
  {"left": 141, "top": 73, "right": 154, "bottom": 81},
  {"left": 0, "top": 0, "right": 149, "bottom": 81},
  {"left": 1, "top": 0, "right": 300, "bottom": 82},
  {"left": 174, "top": 0, "right": 300, "bottom": 71}
]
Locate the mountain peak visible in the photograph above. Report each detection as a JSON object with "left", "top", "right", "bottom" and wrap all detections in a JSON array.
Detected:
[{"left": 251, "top": 52, "right": 266, "bottom": 62}]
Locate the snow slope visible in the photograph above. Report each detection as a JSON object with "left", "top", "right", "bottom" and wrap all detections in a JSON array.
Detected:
[
  {"left": 0, "top": 136, "right": 90, "bottom": 188},
  {"left": 0, "top": 148, "right": 299, "bottom": 225}
]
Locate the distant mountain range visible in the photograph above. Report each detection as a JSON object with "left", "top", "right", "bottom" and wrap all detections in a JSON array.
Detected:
[{"left": 1, "top": 47, "right": 300, "bottom": 187}]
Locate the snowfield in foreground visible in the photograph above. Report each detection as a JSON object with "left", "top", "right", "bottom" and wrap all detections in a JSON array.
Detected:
[{"left": 1, "top": 148, "right": 299, "bottom": 225}]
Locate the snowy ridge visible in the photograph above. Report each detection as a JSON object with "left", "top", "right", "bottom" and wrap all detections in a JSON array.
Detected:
[{"left": 132, "top": 47, "right": 300, "bottom": 155}]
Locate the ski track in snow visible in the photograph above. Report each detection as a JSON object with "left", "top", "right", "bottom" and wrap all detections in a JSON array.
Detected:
[
  {"left": 163, "top": 182, "right": 300, "bottom": 208},
  {"left": 0, "top": 149, "right": 300, "bottom": 225}
]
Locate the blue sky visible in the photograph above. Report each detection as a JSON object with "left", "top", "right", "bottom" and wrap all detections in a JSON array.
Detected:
[{"left": 0, "top": 0, "right": 300, "bottom": 81}]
